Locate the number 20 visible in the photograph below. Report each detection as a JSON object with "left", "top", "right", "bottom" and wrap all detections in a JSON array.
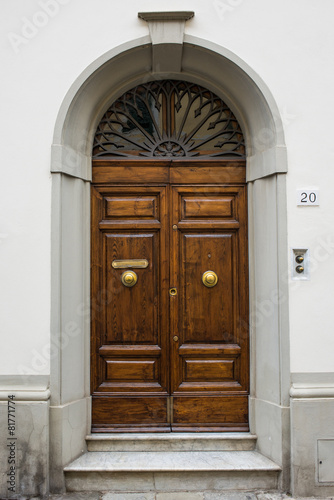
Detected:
[{"left": 301, "top": 192, "right": 317, "bottom": 203}]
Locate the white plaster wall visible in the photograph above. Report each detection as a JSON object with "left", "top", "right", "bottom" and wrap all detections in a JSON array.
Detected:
[{"left": 1, "top": 0, "right": 334, "bottom": 375}]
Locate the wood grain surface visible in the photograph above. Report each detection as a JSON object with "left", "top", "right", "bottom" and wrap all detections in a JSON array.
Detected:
[{"left": 91, "top": 160, "right": 249, "bottom": 432}]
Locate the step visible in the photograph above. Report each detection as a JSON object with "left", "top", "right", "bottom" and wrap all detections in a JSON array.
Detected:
[
  {"left": 64, "top": 450, "right": 281, "bottom": 492},
  {"left": 86, "top": 432, "right": 257, "bottom": 452}
]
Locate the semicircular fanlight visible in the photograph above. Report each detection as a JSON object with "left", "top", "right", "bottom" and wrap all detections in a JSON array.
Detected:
[{"left": 93, "top": 80, "right": 245, "bottom": 159}]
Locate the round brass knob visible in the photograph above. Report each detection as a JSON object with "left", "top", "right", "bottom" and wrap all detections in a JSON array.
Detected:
[
  {"left": 121, "top": 270, "right": 137, "bottom": 287},
  {"left": 296, "top": 265, "right": 304, "bottom": 274},
  {"left": 202, "top": 270, "right": 218, "bottom": 288},
  {"left": 173, "top": 335, "right": 179, "bottom": 342}
]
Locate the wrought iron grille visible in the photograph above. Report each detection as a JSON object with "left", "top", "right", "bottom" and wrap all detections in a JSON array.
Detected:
[{"left": 92, "top": 80, "right": 245, "bottom": 158}]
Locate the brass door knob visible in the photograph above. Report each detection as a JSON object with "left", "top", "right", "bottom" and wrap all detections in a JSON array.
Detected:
[
  {"left": 121, "top": 270, "right": 138, "bottom": 287},
  {"left": 202, "top": 270, "right": 218, "bottom": 288},
  {"left": 173, "top": 336, "right": 179, "bottom": 342}
]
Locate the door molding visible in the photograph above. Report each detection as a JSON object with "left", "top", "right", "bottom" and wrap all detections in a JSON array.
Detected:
[{"left": 50, "top": 36, "right": 290, "bottom": 491}]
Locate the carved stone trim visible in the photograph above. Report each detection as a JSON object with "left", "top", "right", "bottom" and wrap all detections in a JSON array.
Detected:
[
  {"left": 290, "top": 385, "right": 334, "bottom": 398},
  {"left": 138, "top": 11, "right": 194, "bottom": 22},
  {"left": 0, "top": 390, "right": 50, "bottom": 401}
]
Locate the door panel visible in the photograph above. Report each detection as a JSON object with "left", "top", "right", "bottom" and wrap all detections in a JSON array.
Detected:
[
  {"left": 182, "top": 196, "right": 234, "bottom": 219},
  {"left": 105, "top": 233, "right": 157, "bottom": 344},
  {"left": 180, "top": 233, "right": 235, "bottom": 343},
  {"left": 172, "top": 396, "right": 248, "bottom": 431},
  {"left": 91, "top": 185, "right": 169, "bottom": 431},
  {"left": 170, "top": 185, "right": 249, "bottom": 429},
  {"left": 91, "top": 162, "right": 249, "bottom": 432},
  {"left": 92, "top": 397, "right": 168, "bottom": 430},
  {"left": 105, "top": 196, "right": 158, "bottom": 219}
]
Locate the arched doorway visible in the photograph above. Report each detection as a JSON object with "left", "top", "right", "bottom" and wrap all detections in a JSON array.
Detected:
[
  {"left": 50, "top": 37, "right": 290, "bottom": 489},
  {"left": 90, "top": 80, "right": 249, "bottom": 432}
]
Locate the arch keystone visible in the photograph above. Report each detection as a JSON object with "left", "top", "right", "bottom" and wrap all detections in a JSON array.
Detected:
[{"left": 138, "top": 11, "right": 195, "bottom": 73}]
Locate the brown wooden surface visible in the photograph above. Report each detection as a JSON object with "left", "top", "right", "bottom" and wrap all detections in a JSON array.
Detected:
[
  {"left": 172, "top": 396, "right": 249, "bottom": 425},
  {"left": 170, "top": 162, "right": 246, "bottom": 184},
  {"left": 92, "top": 159, "right": 246, "bottom": 185},
  {"left": 91, "top": 160, "right": 249, "bottom": 432},
  {"left": 92, "top": 396, "right": 169, "bottom": 430}
]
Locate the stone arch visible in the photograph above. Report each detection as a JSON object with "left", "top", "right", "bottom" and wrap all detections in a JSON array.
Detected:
[{"left": 50, "top": 36, "right": 290, "bottom": 491}]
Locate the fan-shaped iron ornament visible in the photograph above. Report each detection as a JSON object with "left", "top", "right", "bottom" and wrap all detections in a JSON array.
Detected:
[{"left": 93, "top": 80, "right": 245, "bottom": 159}]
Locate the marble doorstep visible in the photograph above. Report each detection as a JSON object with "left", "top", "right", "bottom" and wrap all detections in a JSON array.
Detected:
[
  {"left": 47, "top": 492, "right": 334, "bottom": 499},
  {"left": 86, "top": 432, "right": 257, "bottom": 452},
  {"left": 64, "top": 450, "right": 280, "bottom": 492},
  {"left": 64, "top": 450, "right": 280, "bottom": 472}
]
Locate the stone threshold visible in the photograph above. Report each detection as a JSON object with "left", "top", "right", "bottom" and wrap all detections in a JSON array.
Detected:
[
  {"left": 38, "top": 492, "right": 334, "bottom": 500},
  {"left": 86, "top": 432, "right": 257, "bottom": 452},
  {"left": 64, "top": 450, "right": 279, "bottom": 473},
  {"left": 46, "top": 493, "right": 296, "bottom": 500}
]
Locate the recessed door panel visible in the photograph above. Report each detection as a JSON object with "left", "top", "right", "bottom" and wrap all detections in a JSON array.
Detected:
[
  {"left": 105, "top": 233, "right": 157, "bottom": 344},
  {"left": 182, "top": 196, "right": 234, "bottom": 220},
  {"left": 180, "top": 233, "right": 235, "bottom": 343},
  {"left": 184, "top": 359, "right": 235, "bottom": 381},
  {"left": 105, "top": 196, "right": 158, "bottom": 220},
  {"left": 105, "top": 360, "right": 157, "bottom": 381}
]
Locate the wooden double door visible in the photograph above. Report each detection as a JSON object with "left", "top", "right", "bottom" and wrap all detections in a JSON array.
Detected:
[{"left": 91, "top": 160, "right": 249, "bottom": 432}]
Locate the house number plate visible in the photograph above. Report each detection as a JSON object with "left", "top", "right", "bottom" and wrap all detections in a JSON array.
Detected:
[{"left": 296, "top": 189, "right": 319, "bottom": 206}]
